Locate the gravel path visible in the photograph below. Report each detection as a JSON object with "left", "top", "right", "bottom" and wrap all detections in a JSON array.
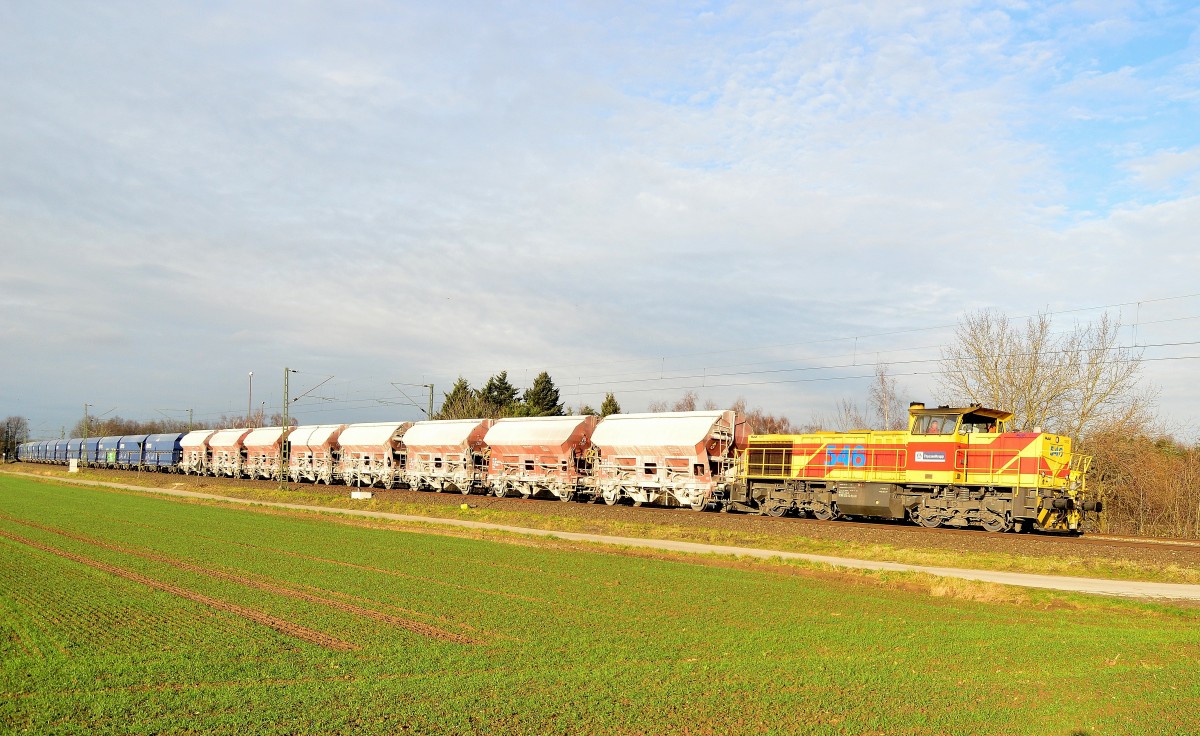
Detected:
[{"left": 8, "top": 470, "right": 1200, "bottom": 601}]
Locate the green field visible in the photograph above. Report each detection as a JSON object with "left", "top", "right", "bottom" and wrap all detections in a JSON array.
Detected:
[{"left": 1, "top": 475, "right": 1197, "bottom": 735}]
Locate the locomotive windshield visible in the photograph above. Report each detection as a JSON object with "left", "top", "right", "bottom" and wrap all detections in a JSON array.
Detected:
[{"left": 912, "top": 414, "right": 957, "bottom": 435}]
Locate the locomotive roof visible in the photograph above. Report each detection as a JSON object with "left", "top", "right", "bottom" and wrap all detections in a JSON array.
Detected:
[{"left": 909, "top": 403, "right": 1013, "bottom": 421}]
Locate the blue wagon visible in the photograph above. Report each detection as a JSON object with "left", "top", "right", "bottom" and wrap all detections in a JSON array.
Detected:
[
  {"left": 67, "top": 439, "right": 83, "bottom": 462},
  {"left": 143, "top": 433, "right": 183, "bottom": 471},
  {"left": 117, "top": 435, "right": 148, "bottom": 468},
  {"left": 98, "top": 436, "right": 122, "bottom": 467},
  {"left": 83, "top": 438, "right": 101, "bottom": 465}
]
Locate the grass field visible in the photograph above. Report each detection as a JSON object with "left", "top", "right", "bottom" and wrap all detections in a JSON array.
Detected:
[
  {"left": 1, "top": 474, "right": 1197, "bottom": 735},
  {"left": 14, "top": 465, "right": 1200, "bottom": 586}
]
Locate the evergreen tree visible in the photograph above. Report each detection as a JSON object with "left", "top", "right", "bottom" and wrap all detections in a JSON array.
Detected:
[
  {"left": 436, "top": 377, "right": 483, "bottom": 420},
  {"left": 600, "top": 392, "right": 621, "bottom": 417},
  {"left": 477, "top": 369, "right": 520, "bottom": 415},
  {"left": 578, "top": 404, "right": 599, "bottom": 416},
  {"left": 522, "top": 372, "right": 564, "bottom": 416}
]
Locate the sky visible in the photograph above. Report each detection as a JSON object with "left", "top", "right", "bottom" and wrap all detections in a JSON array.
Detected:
[{"left": 2, "top": 1, "right": 1199, "bottom": 439}]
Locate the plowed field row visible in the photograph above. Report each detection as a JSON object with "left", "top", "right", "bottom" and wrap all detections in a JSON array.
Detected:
[
  {"left": 0, "top": 528, "right": 360, "bottom": 652},
  {"left": 0, "top": 514, "right": 480, "bottom": 646}
]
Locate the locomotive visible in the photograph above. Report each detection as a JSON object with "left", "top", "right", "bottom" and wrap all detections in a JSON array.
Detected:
[
  {"left": 725, "top": 402, "right": 1096, "bottom": 533},
  {"left": 13, "top": 402, "right": 1097, "bottom": 533}
]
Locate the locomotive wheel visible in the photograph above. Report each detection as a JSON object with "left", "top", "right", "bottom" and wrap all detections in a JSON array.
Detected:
[
  {"left": 914, "top": 509, "right": 943, "bottom": 528},
  {"left": 765, "top": 504, "right": 789, "bottom": 518},
  {"left": 981, "top": 512, "right": 1012, "bottom": 533},
  {"left": 812, "top": 502, "right": 837, "bottom": 521}
]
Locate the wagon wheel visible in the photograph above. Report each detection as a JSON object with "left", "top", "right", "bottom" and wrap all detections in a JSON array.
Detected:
[
  {"left": 602, "top": 491, "right": 620, "bottom": 506},
  {"left": 460, "top": 484, "right": 472, "bottom": 495},
  {"left": 559, "top": 490, "right": 576, "bottom": 502},
  {"left": 690, "top": 499, "right": 709, "bottom": 512},
  {"left": 382, "top": 475, "right": 395, "bottom": 490},
  {"left": 981, "top": 511, "right": 1012, "bottom": 533},
  {"left": 494, "top": 484, "right": 508, "bottom": 498}
]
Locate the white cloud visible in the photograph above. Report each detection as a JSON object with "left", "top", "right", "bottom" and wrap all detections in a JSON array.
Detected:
[{"left": 1, "top": 1, "right": 1198, "bottom": 436}]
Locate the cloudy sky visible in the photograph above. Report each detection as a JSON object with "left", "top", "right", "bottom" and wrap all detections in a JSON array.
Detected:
[{"left": 2, "top": 1, "right": 1199, "bottom": 438}]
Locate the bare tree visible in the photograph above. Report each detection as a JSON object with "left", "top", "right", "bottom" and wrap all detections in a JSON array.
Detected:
[
  {"left": 811, "top": 398, "right": 868, "bottom": 432},
  {"left": 649, "top": 390, "right": 700, "bottom": 413},
  {"left": 938, "top": 310, "right": 1151, "bottom": 438},
  {"left": 868, "top": 362, "right": 908, "bottom": 430},
  {"left": 2, "top": 416, "right": 30, "bottom": 460},
  {"left": 730, "top": 398, "right": 795, "bottom": 434}
]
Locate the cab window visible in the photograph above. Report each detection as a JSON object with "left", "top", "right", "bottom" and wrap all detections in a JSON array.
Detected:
[{"left": 913, "top": 414, "right": 957, "bottom": 435}]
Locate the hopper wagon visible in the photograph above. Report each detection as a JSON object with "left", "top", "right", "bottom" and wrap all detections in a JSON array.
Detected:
[
  {"left": 337, "top": 421, "right": 412, "bottom": 488},
  {"left": 179, "top": 430, "right": 217, "bottom": 475},
  {"left": 589, "top": 410, "right": 740, "bottom": 510},
  {"left": 116, "top": 435, "right": 147, "bottom": 468},
  {"left": 403, "top": 418, "right": 492, "bottom": 494},
  {"left": 143, "top": 433, "right": 184, "bottom": 472},
  {"left": 484, "top": 415, "right": 599, "bottom": 501},
  {"left": 288, "top": 424, "right": 346, "bottom": 484},
  {"left": 98, "top": 436, "right": 121, "bottom": 467},
  {"left": 243, "top": 427, "right": 286, "bottom": 479},
  {"left": 208, "top": 428, "right": 252, "bottom": 477}
]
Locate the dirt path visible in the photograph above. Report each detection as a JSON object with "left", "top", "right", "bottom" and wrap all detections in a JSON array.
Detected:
[{"left": 8, "top": 470, "right": 1200, "bottom": 601}]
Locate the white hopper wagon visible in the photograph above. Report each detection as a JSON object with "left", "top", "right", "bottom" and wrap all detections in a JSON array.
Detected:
[
  {"left": 179, "top": 430, "right": 216, "bottom": 475},
  {"left": 484, "top": 415, "right": 599, "bottom": 501},
  {"left": 208, "top": 428, "right": 252, "bottom": 477},
  {"left": 288, "top": 424, "right": 346, "bottom": 484},
  {"left": 403, "top": 418, "right": 492, "bottom": 494},
  {"left": 589, "top": 410, "right": 739, "bottom": 509},
  {"left": 337, "top": 422, "right": 412, "bottom": 488},
  {"left": 243, "top": 427, "right": 286, "bottom": 479}
]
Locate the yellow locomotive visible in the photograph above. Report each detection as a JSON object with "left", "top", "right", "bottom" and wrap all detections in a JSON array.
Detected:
[{"left": 726, "top": 402, "right": 1097, "bottom": 533}]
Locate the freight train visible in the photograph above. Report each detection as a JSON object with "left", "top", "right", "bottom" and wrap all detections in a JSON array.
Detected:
[{"left": 15, "top": 402, "right": 1097, "bottom": 533}]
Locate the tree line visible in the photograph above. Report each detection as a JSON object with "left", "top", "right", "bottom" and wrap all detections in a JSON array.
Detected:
[{"left": 434, "top": 371, "right": 620, "bottom": 420}]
